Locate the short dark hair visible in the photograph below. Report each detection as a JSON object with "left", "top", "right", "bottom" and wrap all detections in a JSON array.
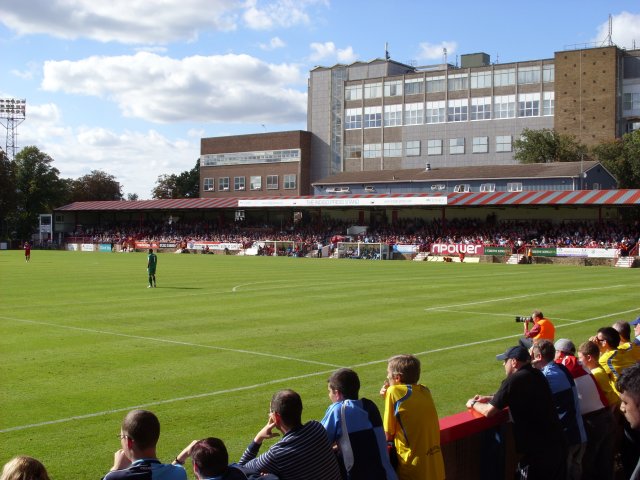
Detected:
[
  {"left": 532, "top": 339, "right": 555, "bottom": 363},
  {"left": 532, "top": 310, "right": 543, "bottom": 319},
  {"left": 270, "top": 390, "right": 303, "bottom": 428},
  {"left": 328, "top": 368, "right": 360, "bottom": 400},
  {"left": 578, "top": 340, "right": 600, "bottom": 359},
  {"left": 191, "top": 438, "right": 228, "bottom": 477},
  {"left": 122, "top": 410, "right": 160, "bottom": 450},
  {"left": 598, "top": 327, "right": 620, "bottom": 348},
  {"left": 617, "top": 363, "right": 640, "bottom": 402},
  {"left": 388, "top": 354, "right": 421, "bottom": 384},
  {"left": 148, "top": 248, "right": 153, "bottom": 253},
  {"left": 613, "top": 321, "right": 631, "bottom": 342}
]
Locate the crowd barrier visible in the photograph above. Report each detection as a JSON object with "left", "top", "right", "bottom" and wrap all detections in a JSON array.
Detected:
[{"left": 440, "top": 408, "right": 515, "bottom": 480}]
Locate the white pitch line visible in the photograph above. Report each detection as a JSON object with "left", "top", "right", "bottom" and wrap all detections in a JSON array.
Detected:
[
  {"left": 3, "top": 306, "right": 640, "bottom": 434},
  {"left": 0, "top": 368, "right": 337, "bottom": 434},
  {"left": 0, "top": 316, "right": 343, "bottom": 369},
  {"left": 426, "top": 309, "right": 581, "bottom": 323},
  {"left": 424, "top": 284, "right": 629, "bottom": 311}
]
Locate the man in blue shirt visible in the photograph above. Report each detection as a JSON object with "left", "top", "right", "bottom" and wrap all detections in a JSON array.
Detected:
[
  {"left": 321, "top": 368, "right": 397, "bottom": 480},
  {"left": 532, "top": 340, "right": 587, "bottom": 480},
  {"left": 103, "top": 409, "right": 186, "bottom": 480}
]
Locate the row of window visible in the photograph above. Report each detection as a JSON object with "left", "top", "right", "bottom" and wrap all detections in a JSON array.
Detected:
[
  {"left": 344, "top": 65, "right": 555, "bottom": 100},
  {"left": 201, "top": 149, "right": 301, "bottom": 167},
  {"left": 345, "top": 136, "right": 513, "bottom": 159},
  {"left": 202, "top": 174, "right": 297, "bottom": 192},
  {"left": 344, "top": 93, "right": 554, "bottom": 128}
]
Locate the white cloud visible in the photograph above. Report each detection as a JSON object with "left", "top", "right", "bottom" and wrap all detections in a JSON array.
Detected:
[
  {"left": 11, "top": 61, "right": 39, "bottom": 80},
  {"left": 309, "top": 42, "right": 357, "bottom": 64},
  {"left": 0, "top": 0, "right": 327, "bottom": 44},
  {"left": 259, "top": 36, "right": 286, "bottom": 50},
  {"left": 20, "top": 110, "right": 198, "bottom": 198},
  {"left": 242, "top": 0, "right": 324, "bottom": 30},
  {"left": 417, "top": 41, "right": 457, "bottom": 62},
  {"left": 41, "top": 52, "right": 307, "bottom": 124},
  {"left": 592, "top": 12, "right": 640, "bottom": 49}
]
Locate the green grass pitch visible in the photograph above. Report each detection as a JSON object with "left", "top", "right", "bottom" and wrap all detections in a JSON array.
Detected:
[{"left": 1, "top": 250, "right": 639, "bottom": 478}]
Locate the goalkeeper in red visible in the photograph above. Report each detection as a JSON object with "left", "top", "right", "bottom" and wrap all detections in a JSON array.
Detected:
[{"left": 147, "top": 248, "right": 157, "bottom": 288}]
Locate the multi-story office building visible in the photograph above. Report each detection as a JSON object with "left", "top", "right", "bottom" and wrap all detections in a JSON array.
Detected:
[{"left": 307, "top": 45, "right": 640, "bottom": 185}]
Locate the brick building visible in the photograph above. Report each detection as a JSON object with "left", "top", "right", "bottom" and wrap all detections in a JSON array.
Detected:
[{"left": 200, "top": 130, "right": 311, "bottom": 198}]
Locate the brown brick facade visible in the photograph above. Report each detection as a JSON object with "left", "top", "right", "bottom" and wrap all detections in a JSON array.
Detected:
[
  {"left": 554, "top": 47, "right": 619, "bottom": 146},
  {"left": 200, "top": 130, "right": 311, "bottom": 198}
]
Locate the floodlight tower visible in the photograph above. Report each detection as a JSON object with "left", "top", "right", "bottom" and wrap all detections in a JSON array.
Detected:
[{"left": 0, "top": 98, "right": 26, "bottom": 160}]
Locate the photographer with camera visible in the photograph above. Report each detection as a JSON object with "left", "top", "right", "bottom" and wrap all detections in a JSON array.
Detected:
[{"left": 517, "top": 310, "right": 555, "bottom": 349}]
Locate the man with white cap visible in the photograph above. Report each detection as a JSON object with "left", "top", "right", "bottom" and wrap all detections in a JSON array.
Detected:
[{"left": 466, "top": 345, "right": 565, "bottom": 480}]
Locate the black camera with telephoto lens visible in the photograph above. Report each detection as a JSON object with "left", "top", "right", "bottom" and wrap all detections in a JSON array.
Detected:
[{"left": 515, "top": 316, "right": 532, "bottom": 323}]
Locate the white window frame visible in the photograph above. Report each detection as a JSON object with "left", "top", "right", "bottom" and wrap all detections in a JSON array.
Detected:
[
  {"left": 283, "top": 174, "right": 296, "bottom": 190},
  {"left": 494, "top": 68, "right": 515, "bottom": 87},
  {"left": 234, "top": 176, "right": 245, "bottom": 191},
  {"left": 344, "top": 145, "right": 362, "bottom": 159},
  {"left": 383, "top": 142, "right": 402, "bottom": 157},
  {"left": 404, "top": 77, "right": 424, "bottom": 95},
  {"left": 426, "top": 101, "right": 445, "bottom": 124},
  {"left": 384, "top": 80, "right": 403, "bottom": 97},
  {"left": 384, "top": 104, "right": 403, "bottom": 127},
  {"left": 449, "top": 138, "right": 465, "bottom": 155},
  {"left": 364, "top": 106, "right": 382, "bottom": 128},
  {"left": 518, "top": 93, "right": 540, "bottom": 117},
  {"left": 472, "top": 136, "right": 488, "bottom": 153},
  {"left": 517, "top": 66, "right": 541, "bottom": 85},
  {"left": 427, "top": 139, "right": 442, "bottom": 156},
  {"left": 266, "top": 175, "right": 278, "bottom": 190},
  {"left": 426, "top": 75, "right": 445, "bottom": 93},
  {"left": 496, "top": 135, "right": 512, "bottom": 152},
  {"left": 363, "top": 143, "right": 381, "bottom": 158},
  {"left": 470, "top": 71, "right": 492, "bottom": 89},
  {"left": 480, "top": 183, "right": 495, "bottom": 192},
  {"left": 218, "top": 177, "right": 230, "bottom": 191},
  {"left": 543, "top": 92, "right": 555, "bottom": 116},
  {"left": 470, "top": 97, "right": 491, "bottom": 121},
  {"left": 345, "top": 107, "right": 362, "bottom": 129},
  {"left": 345, "top": 84, "right": 362, "bottom": 101},
  {"left": 447, "top": 98, "right": 468, "bottom": 122},
  {"left": 507, "top": 182, "right": 523, "bottom": 192},
  {"left": 203, "top": 178, "right": 214, "bottom": 191},
  {"left": 404, "top": 102, "right": 424, "bottom": 125},
  {"left": 406, "top": 140, "right": 420, "bottom": 156},
  {"left": 453, "top": 184, "right": 471, "bottom": 193},
  {"left": 250, "top": 175, "right": 262, "bottom": 191},
  {"left": 543, "top": 65, "right": 555, "bottom": 83},
  {"left": 494, "top": 95, "right": 516, "bottom": 119},
  {"left": 364, "top": 82, "right": 382, "bottom": 99},
  {"left": 447, "top": 73, "right": 468, "bottom": 91}
]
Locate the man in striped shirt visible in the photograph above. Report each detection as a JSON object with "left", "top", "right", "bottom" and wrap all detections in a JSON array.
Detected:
[{"left": 238, "top": 389, "right": 342, "bottom": 480}]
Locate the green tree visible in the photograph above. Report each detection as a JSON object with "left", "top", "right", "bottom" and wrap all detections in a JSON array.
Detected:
[
  {"left": 68, "top": 170, "right": 123, "bottom": 202},
  {"left": 127, "top": 193, "right": 139, "bottom": 201},
  {"left": 514, "top": 128, "right": 588, "bottom": 164},
  {"left": 10, "top": 146, "right": 66, "bottom": 240},
  {"left": 0, "top": 150, "right": 16, "bottom": 240},
  {"left": 592, "top": 129, "right": 640, "bottom": 189},
  {"left": 152, "top": 159, "right": 199, "bottom": 199}
]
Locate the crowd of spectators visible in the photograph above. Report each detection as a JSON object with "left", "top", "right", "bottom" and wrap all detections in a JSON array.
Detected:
[
  {"left": 64, "top": 217, "right": 639, "bottom": 255},
  {"left": 7, "top": 318, "right": 640, "bottom": 480}
]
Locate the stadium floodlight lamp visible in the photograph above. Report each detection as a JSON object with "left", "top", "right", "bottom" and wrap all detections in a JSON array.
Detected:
[{"left": 0, "top": 98, "right": 26, "bottom": 118}]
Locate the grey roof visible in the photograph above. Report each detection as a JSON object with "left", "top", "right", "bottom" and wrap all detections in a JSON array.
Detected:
[{"left": 312, "top": 161, "right": 604, "bottom": 185}]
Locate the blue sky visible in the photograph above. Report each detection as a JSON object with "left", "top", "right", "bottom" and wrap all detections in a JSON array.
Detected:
[{"left": 1, "top": 0, "right": 639, "bottom": 198}]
